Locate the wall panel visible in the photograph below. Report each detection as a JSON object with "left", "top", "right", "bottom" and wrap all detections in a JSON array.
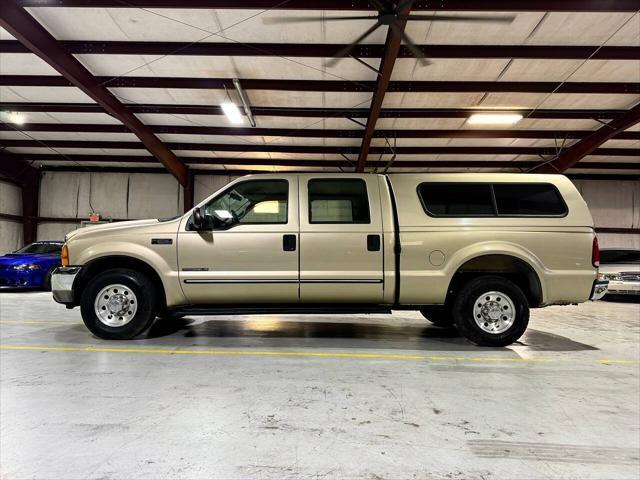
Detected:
[
  {"left": 0, "top": 180, "right": 22, "bottom": 216},
  {"left": 597, "top": 232, "right": 640, "bottom": 249},
  {"left": 193, "top": 174, "right": 240, "bottom": 205},
  {"left": 37, "top": 172, "right": 185, "bottom": 239},
  {"left": 572, "top": 179, "right": 639, "bottom": 248},
  {"left": 127, "top": 174, "right": 183, "bottom": 219},
  {"left": 0, "top": 180, "right": 23, "bottom": 253},
  {"left": 37, "top": 222, "right": 81, "bottom": 242},
  {"left": 39, "top": 172, "right": 83, "bottom": 218},
  {"left": 0, "top": 220, "right": 23, "bottom": 253}
]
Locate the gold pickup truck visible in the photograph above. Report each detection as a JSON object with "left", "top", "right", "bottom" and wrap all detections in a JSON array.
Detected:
[{"left": 52, "top": 173, "right": 607, "bottom": 346}]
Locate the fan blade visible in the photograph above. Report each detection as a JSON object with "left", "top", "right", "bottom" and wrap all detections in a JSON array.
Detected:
[
  {"left": 326, "top": 22, "right": 382, "bottom": 67},
  {"left": 389, "top": 23, "right": 431, "bottom": 66},
  {"left": 262, "top": 15, "right": 376, "bottom": 24},
  {"left": 368, "top": 0, "right": 387, "bottom": 11},
  {"left": 401, "top": 14, "right": 516, "bottom": 23}
]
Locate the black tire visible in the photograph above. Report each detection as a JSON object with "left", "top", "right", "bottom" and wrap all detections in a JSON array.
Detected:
[
  {"left": 80, "top": 268, "right": 157, "bottom": 340},
  {"left": 452, "top": 275, "right": 529, "bottom": 347},
  {"left": 420, "top": 306, "right": 454, "bottom": 327},
  {"left": 42, "top": 267, "right": 56, "bottom": 292}
]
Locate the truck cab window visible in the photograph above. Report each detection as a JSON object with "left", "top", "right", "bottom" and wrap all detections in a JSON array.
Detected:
[
  {"left": 201, "top": 179, "right": 288, "bottom": 228},
  {"left": 308, "top": 179, "right": 370, "bottom": 224}
]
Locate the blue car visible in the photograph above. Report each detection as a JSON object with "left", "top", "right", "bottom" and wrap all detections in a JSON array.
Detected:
[{"left": 0, "top": 241, "right": 64, "bottom": 290}]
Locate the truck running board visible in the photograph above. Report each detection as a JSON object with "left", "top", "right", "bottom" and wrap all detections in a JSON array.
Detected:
[{"left": 170, "top": 304, "right": 393, "bottom": 317}]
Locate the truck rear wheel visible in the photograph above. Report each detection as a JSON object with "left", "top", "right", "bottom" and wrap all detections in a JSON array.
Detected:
[
  {"left": 80, "top": 268, "right": 157, "bottom": 340},
  {"left": 420, "top": 306, "right": 454, "bottom": 327},
  {"left": 452, "top": 275, "right": 529, "bottom": 347}
]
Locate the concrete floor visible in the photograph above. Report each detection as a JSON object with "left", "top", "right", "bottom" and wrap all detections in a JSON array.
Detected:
[{"left": 1, "top": 292, "right": 639, "bottom": 480}]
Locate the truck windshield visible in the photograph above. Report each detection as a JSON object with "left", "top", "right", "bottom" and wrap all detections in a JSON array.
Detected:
[{"left": 600, "top": 250, "right": 640, "bottom": 264}]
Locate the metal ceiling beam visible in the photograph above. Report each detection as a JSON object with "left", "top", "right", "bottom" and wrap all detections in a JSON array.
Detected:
[
  {"left": 15, "top": 0, "right": 640, "bottom": 10},
  {"left": 0, "top": 123, "right": 363, "bottom": 138},
  {"left": 35, "top": 165, "right": 637, "bottom": 180},
  {"left": 534, "top": 102, "right": 640, "bottom": 173},
  {"left": 5, "top": 122, "right": 640, "bottom": 140},
  {"left": 356, "top": 2, "right": 411, "bottom": 172},
  {"left": 0, "top": 0, "right": 189, "bottom": 186},
  {"left": 3, "top": 75, "right": 638, "bottom": 94},
  {"left": 0, "top": 102, "right": 630, "bottom": 120},
  {"left": 4, "top": 140, "right": 637, "bottom": 157},
  {"left": 4, "top": 40, "right": 639, "bottom": 60},
  {"left": 14, "top": 153, "right": 640, "bottom": 170}
]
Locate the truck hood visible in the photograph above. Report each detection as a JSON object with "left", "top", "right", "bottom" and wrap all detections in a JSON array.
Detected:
[{"left": 65, "top": 218, "right": 175, "bottom": 242}]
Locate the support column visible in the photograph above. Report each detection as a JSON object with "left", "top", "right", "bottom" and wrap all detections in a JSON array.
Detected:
[
  {"left": 183, "top": 171, "right": 195, "bottom": 213},
  {"left": 21, "top": 170, "right": 40, "bottom": 244}
]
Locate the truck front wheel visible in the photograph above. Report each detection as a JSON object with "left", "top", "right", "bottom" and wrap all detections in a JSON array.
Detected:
[
  {"left": 452, "top": 275, "right": 529, "bottom": 347},
  {"left": 80, "top": 268, "right": 157, "bottom": 340}
]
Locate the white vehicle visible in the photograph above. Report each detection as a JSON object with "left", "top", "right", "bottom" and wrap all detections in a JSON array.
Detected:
[{"left": 599, "top": 249, "right": 640, "bottom": 298}]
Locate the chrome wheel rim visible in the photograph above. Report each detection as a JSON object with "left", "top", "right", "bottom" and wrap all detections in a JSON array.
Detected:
[
  {"left": 473, "top": 291, "right": 516, "bottom": 334},
  {"left": 94, "top": 284, "right": 138, "bottom": 327}
]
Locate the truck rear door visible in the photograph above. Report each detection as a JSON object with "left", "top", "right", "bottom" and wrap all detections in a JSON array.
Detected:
[{"left": 298, "top": 175, "right": 385, "bottom": 303}]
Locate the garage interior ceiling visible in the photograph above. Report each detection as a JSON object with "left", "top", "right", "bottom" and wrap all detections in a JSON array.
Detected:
[{"left": 0, "top": 1, "right": 638, "bottom": 179}]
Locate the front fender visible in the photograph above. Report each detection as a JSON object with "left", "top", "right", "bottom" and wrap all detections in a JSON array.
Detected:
[{"left": 72, "top": 241, "right": 185, "bottom": 307}]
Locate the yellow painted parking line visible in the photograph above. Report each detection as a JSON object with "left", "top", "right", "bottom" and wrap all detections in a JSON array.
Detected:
[
  {"left": 598, "top": 359, "right": 640, "bottom": 364},
  {"left": 0, "top": 320, "right": 78, "bottom": 325},
  {"left": 0, "top": 345, "right": 638, "bottom": 365}
]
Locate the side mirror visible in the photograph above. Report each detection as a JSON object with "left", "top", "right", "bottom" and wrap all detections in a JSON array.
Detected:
[{"left": 191, "top": 207, "right": 204, "bottom": 230}]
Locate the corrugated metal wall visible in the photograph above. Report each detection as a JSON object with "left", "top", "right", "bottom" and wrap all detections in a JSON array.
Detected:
[
  {"left": 194, "top": 174, "right": 241, "bottom": 205},
  {"left": 36, "top": 172, "right": 185, "bottom": 241},
  {"left": 573, "top": 180, "right": 640, "bottom": 249},
  {"left": 0, "top": 180, "right": 23, "bottom": 253},
  {"left": 2, "top": 172, "right": 636, "bottom": 250}
]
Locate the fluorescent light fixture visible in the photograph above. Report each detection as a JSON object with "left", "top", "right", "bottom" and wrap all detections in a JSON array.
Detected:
[
  {"left": 3, "top": 111, "right": 25, "bottom": 125},
  {"left": 467, "top": 113, "right": 523, "bottom": 125},
  {"left": 233, "top": 78, "right": 256, "bottom": 128},
  {"left": 220, "top": 102, "right": 243, "bottom": 125}
]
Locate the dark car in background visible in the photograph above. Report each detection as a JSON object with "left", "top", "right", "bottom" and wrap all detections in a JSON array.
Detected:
[
  {"left": 0, "top": 241, "right": 64, "bottom": 291},
  {"left": 598, "top": 249, "right": 640, "bottom": 300}
]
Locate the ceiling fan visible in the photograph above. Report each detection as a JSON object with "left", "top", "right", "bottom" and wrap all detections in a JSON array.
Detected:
[{"left": 263, "top": 0, "right": 516, "bottom": 67}]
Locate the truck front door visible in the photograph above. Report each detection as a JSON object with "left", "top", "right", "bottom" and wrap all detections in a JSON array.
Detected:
[
  {"left": 298, "top": 175, "right": 385, "bottom": 303},
  {"left": 178, "top": 177, "right": 299, "bottom": 304}
]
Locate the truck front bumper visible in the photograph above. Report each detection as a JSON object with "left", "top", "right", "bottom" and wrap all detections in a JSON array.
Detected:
[
  {"left": 590, "top": 280, "right": 609, "bottom": 301},
  {"left": 51, "top": 266, "right": 81, "bottom": 304}
]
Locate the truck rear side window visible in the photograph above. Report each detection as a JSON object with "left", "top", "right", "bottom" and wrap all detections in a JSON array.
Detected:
[
  {"left": 493, "top": 184, "right": 567, "bottom": 216},
  {"left": 418, "top": 182, "right": 567, "bottom": 217},
  {"left": 418, "top": 183, "right": 494, "bottom": 217},
  {"left": 308, "top": 179, "right": 370, "bottom": 224}
]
